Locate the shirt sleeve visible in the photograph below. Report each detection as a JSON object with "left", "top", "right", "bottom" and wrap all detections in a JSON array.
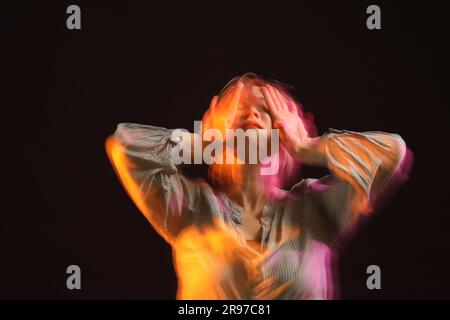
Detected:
[
  {"left": 105, "top": 122, "right": 215, "bottom": 244},
  {"left": 291, "top": 129, "right": 409, "bottom": 244}
]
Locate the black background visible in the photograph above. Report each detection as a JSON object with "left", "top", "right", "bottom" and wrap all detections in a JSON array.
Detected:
[{"left": 2, "top": 1, "right": 449, "bottom": 299}]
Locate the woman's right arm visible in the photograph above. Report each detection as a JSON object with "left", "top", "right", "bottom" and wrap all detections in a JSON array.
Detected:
[{"left": 105, "top": 123, "right": 209, "bottom": 244}]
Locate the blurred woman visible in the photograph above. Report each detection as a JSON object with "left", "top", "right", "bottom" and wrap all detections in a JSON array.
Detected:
[{"left": 106, "top": 73, "right": 410, "bottom": 299}]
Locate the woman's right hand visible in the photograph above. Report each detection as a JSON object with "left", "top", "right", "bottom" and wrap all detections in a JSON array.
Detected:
[{"left": 202, "top": 81, "right": 245, "bottom": 135}]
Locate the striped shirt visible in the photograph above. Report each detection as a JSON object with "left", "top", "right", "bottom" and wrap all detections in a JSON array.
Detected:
[{"left": 107, "top": 123, "right": 407, "bottom": 299}]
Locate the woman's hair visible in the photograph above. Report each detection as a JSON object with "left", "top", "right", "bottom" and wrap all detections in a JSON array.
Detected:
[{"left": 202, "top": 72, "right": 316, "bottom": 192}]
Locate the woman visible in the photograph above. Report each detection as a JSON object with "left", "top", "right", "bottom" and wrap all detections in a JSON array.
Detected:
[{"left": 105, "top": 73, "right": 410, "bottom": 299}]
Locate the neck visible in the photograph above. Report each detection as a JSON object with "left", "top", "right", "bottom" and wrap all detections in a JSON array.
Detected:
[{"left": 229, "top": 164, "right": 269, "bottom": 216}]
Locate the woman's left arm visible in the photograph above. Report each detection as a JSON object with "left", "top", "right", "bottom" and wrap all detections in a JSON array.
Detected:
[
  {"left": 296, "top": 129, "right": 408, "bottom": 216},
  {"left": 261, "top": 84, "right": 411, "bottom": 235}
]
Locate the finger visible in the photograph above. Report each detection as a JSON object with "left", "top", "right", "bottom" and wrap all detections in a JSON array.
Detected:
[
  {"left": 261, "top": 86, "right": 278, "bottom": 115},
  {"left": 267, "top": 85, "right": 281, "bottom": 111}
]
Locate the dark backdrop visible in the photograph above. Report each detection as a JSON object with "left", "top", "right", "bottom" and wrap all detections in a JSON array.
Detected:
[{"left": 2, "top": 1, "right": 449, "bottom": 299}]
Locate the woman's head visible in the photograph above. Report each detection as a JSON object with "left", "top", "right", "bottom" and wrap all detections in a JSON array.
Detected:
[{"left": 202, "top": 73, "right": 316, "bottom": 191}]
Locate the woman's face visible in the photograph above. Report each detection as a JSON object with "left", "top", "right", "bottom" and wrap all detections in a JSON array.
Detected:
[{"left": 231, "top": 85, "right": 273, "bottom": 130}]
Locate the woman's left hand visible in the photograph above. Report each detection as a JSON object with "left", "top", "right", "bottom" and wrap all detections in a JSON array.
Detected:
[{"left": 261, "top": 85, "right": 311, "bottom": 159}]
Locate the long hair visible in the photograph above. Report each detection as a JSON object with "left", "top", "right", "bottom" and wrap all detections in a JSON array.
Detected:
[{"left": 202, "top": 73, "right": 316, "bottom": 192}]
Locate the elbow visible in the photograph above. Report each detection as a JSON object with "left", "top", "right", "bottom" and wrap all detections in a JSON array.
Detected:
[
  {"left": 389, "top": 133, "right": 408, "bottom": 173},
  {"left": 381, "top": 133, "right": 413, "bottom": 185},
  {"left": 392, "top": 134, "right": 407, "bottom": 161}
]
